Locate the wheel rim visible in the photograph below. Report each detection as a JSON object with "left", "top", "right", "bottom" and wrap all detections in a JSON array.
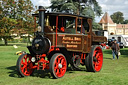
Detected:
[
  {"left": 93, "top": 47, "right": 103, "bottom": 72},
  {"left": 54, "top": 55, "right": 67, "bottom": 78},
  {"left": 20, "top": 55, "right": 33, "bottom": 76}
]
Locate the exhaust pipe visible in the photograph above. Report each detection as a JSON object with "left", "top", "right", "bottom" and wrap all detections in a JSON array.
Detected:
[{"left": 38, "top": 6, "right": 46, "bottom": 33}]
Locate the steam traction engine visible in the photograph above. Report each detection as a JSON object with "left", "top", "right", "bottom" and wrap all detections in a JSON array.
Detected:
[{"left": 16, "top": 6, "right": 107, "bottom": 79}]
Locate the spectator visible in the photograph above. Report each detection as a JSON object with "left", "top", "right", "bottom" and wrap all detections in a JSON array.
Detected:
[{"left": 111, "top": 40, "right": 120, "bottom": 60}]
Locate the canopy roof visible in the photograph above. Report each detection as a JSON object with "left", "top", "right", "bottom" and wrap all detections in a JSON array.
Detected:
[{"left": 32, "top": 12, "right": 92, "bottom": 19}]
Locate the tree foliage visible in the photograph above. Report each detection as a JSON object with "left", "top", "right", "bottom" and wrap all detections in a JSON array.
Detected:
[
  {"left": 0, "top": 0, "right": 35, "bottom": 45},
  {"left": 49, "top": 0, "right": 102, "bottom": 19},
  {"left": 92, "top": 21, "right": 102, "bottom": 30},
  {"left": 123, "top": 19, "right": 128, "bottom": 24},
  {"left": 110, "top": 11, "right": 124, "bottom": 24},
  {"left": 1, "top": 0, "right": 34, "bottom": 19},
  {"left": 0, "top": 1, "right": 2, "bottom": 19},
  {"left": 0, "top": 17, "right": 17, "bottom": 45},
  {"left": 49, "top": 0, "right": 102, "bottom": 30}
]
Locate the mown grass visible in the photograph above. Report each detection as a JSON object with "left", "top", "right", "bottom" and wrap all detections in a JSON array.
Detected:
[{"left": 0, "top": 43, "right": 128, "bottom": 85}]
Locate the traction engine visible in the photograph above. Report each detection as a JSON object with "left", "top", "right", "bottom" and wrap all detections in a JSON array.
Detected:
[{"left": 16, "top": 6, "right": 107, "bottom": 79}]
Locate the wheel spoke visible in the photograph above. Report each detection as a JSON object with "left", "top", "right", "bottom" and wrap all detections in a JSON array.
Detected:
[
  {"left": 23, "top": 62, "right": 26, "bottom": 65},
  {"left": 60, "top": 69, "right": 63, "bottom": 74},
  {"left": 23, "top": 64, "right": 27, "bottom": 68},
  {"left": 22, "top": 61, "right": 27, "bottom": 66},
  {"left": 95, "top": 62, "right": 99, "bottom": 68},
  {"left": 61, "top": 66, "right": 66, "bottom": 70},
  {"left": 93, "top": 50, "right": 97, "bottom": 57},
  {"left": 21, "top": 67, "right": 24, "bottom": 72},
  {"left": 61, "top": 59, "right": 64, "bottom": 64},
  {"left": 57, "top": 57, "right": 61, "bottom": 63},
  {"left": 56, "top": 69, "right": 59, "bottom": 75},
  {"left": 54, "top": 64, "right": 58, "bottom": 69},
  {"left": 97, "top": 57, "right": 101, "bottom": 61},
  {"left": 24, "top": 68, "right": 27, "bottom": 74},
  {"left": 28, "top": 60, "right": 31, "bottom": 63},
  {"left": 96, "top": 53, "right": 99, "bottom": 58},
  {"left": 55, "top": 59, "right": 58, "bottom": 65},
  {"left": 97, "top": 54, "right": 103, "bottom": 62},
  {"left": 24, "top": 57, "right": 27, "bottom": 64},
  {"left": 96, "top": 62, "right": 99, "bottom": 66}
]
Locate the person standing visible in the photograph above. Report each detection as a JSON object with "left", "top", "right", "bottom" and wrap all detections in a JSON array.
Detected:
[{"left": 111, "top": 40, "right": 120, "bottom": 59}]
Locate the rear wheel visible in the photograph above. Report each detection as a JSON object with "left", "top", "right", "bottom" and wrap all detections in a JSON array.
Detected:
[
  {"left": 85, "top": 54, "right": 90, "bottom": 71},
  {"left": 85, "top": 45, "right": 103, "bottom": 72},
  {"left": 16, "top": 54, "right": 34, "bottom": 77},
  {"left": 50, "top": 53, "right": 67, "bottom": 79}
]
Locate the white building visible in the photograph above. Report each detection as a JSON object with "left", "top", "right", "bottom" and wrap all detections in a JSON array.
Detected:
[{"left": 99, "top": 12, "right": 128, "bottom": 35}]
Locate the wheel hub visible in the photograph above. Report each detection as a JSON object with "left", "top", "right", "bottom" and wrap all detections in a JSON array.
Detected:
[{"left": 58, "top": 63, "right": 62, "bottom": 69}]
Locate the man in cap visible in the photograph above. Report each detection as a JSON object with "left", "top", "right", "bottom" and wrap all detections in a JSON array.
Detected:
[{"left": 111, "top": 39, "right": 120, "bottom": 59}]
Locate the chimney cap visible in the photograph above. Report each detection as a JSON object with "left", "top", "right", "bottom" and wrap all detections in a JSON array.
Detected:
[{"left": 38, "top": 6, "right": 46, "bottom": 11}]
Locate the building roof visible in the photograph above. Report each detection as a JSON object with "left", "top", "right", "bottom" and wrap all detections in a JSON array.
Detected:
[
  {"left": 99, "top": 18, "right": 105, "bottom": 24},
  {"left": 116, "top": 24, "right": 128, "bottom": 28},
  {"left": 99, "top": 12, "right": 114, "bottom": 24}
]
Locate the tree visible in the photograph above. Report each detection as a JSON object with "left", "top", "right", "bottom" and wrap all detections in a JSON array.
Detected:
[
  {"left": 0, "top": 0, "right": 35, "bottom": 45},
  {"left": 49, "top": 0, "right": 102, "bottom": 30},
  {"left": 0, "top": 17, "right": 17, "bottom": 45},
  {"left": 92, "top": 21, "right": 102, "bottom": 30},
  {"left": 49, "top": 0, "right": 102, "bottom": 19},
  {"left": 110, "top": 11, "right": 124, "bottom": 24},
  {"left": 1, "top": 0, "right": 34, "bottom": 19},
  {"left": 0, "top": 1, "right": 2, "bottom": 19},
  {"left": 82, "top": 6, "right": 95, "bottom": 19},
  {"left": 123, "top": 19, "right": 128, "bottom": 24}
]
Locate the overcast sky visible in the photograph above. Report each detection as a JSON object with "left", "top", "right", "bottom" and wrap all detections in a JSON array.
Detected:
[
  {"left": 97, "top": 0, "right": 128, "bottom": 22},
  {"left": 31, "top": 0, "right": 128, "bottom": 22},
  {"left": 31, "top": 0, "right": 51, "bottom": 7}
]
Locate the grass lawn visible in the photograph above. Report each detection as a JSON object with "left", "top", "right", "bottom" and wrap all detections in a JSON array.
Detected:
[{"left": 0, "top": 43, "right": 128, "bottom": 85}]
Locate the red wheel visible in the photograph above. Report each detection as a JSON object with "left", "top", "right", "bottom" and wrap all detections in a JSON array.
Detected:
[
  {"left": 16, "top": 54, "right": 34, "bottom": 77},
  {"left": 86, "top": 45, "right": 103, "bottom": 72},
  {"left": 50, "top": 53, "right": 67, "bottom": 79}
]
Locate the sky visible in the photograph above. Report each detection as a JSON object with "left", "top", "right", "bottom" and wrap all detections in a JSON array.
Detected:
[
  {"left": 31, "top": 0, "right": 128, "bottom": 22},
  {"left": 31, "top": 0, "right": 51, "bottom": 7},
  {"left": 96, "top": 0, "right": 128, "bottom": 22}
]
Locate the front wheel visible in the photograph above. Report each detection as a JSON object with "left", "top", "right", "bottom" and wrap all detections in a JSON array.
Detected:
[
  {"left": 85, "top": 45, "right": 103, "bottom": 72},
  {"left": 16, "top": 54, "right": 34, "bottom": 77},
  {"left": 50, "top": 53, "right": 67, "bottom": 79}
]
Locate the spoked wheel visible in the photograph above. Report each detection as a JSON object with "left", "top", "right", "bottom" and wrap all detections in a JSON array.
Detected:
[
  {"left": 85, "top": 45, "right": 103, "bottom": 72},
  {"left": 71, "top": 55, "right": 81, "bottom": 70},
  {"left": 50, "top": 53, "right": 67, "bottom": 79},
  {"left": 16, "top": 54, "right": 34, "bottom": 77}
]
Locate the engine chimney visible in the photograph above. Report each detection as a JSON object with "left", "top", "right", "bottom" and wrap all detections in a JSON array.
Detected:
[{"left": 38, "top": 6, "right": 46, "bottom": 33}]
